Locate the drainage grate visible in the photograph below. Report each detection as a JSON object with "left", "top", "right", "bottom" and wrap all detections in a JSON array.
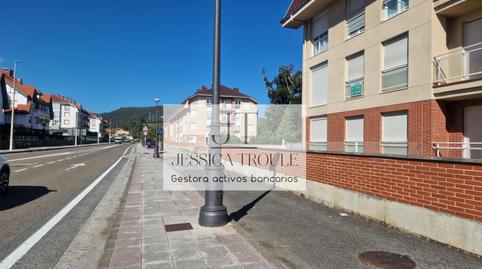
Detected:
[
  {"left": 165, "top": 223, "right": 193, "bottom": 232},
  {"left": 358, "top": 251, "right": 416, "bottom": 269}
]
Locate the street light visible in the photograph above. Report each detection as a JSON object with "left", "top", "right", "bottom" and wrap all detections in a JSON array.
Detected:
[
  {"left": 198, "top": 0, "right": 228, "bottom": 227},
  {"left": 153, "top": 98, "right": 160, "bottom": 158},
  {"left": 9, "top": 60, "right": 22, "bottom": 151}
]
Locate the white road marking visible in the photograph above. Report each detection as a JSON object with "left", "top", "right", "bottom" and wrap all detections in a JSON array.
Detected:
[
  {"left": 0, "top": 144, "right": 134, "bottom": 268},
  {"left": 58, "top": 159, "right": 65, "bottom": 162},
  {"left": 8, "top": 144, "right": 120, "bottom": 163},
  {"left": 65, "top": 163, "right": 86, "bottom": 171},
  {"left": 9, "top": 152, "right": 74, "bottom": 162},
  {"left": 14, "top": 168, "right": 28, "bottom": 173},
  {"left": 47, "top": 161, "right": 56, "bottom": 164},
  {"left": 33, "top": 164, "right": 44, "bottom": 168}
]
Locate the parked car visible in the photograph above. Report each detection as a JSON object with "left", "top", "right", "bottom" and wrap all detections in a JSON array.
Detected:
[
  {"left": 0, "top": 155, "right": 10, "bottom": 194},
  {"left": 146, "top": 140, "right": 156, "bottom": 148}
]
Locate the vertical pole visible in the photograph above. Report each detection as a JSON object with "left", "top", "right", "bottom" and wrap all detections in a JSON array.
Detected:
[
  {"left": 153, "top": 100, "right": 160, "bottom": 158},
  {"left": 74, "top": 110, "right": 78, "bottom": 146},
  {"left": 199, "top": 0, "right": 228, "bottom": 227},
  {"left": 244, "top": 113, "right": 248, "bottom": 144},
  {"left": 9, "top": 62, "right": 19, "bottom": 151}
]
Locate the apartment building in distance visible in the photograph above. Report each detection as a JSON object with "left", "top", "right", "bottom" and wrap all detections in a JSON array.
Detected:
[
  {"left": 282, "top": 0, "right": 482, "bottom": 159},
  {"left": 164, "top": 85, "right": 257, "bottom": 147},
  {"left": 49, "top": 94, "right": 90, "bottom": 136}
]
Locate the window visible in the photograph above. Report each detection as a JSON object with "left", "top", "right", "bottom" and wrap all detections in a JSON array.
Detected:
[
  {"left": 382, "top": 111, "right": 407, "bottom": 155},
  {"left": 347, "top": 0, "right": 365, "bottom": 39},
  {"left": 465, "top": 17, "right": 482, "bottom": 46},
  {"left": 235, "top": 100, "right": 241, "bottom": 109},
  {"left": 311, "top": 63, "right": 328, "bottom": 106},
  {"left": 346, "top": 52, "right": 364, "bottom": 99},
  {"left": 64, "top": 106, "right": 70, "bottom": 111},
  {"left": 312, "top": 13, "right": 329, "bottom": 55},
  {"left": 383, "top": 0, "right": 408, "bottom": 21},
  {"left": 310, "top": 117, "right": 327, "bottom": 151},
  {"left": 382, "top": 34, "right": 408, "bottom": 91},
  {"left": 345, "top": 117, "right": 364, "bottom": 152}
]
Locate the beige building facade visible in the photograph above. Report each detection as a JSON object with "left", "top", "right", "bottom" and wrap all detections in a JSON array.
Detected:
[
  {"left": 164, "top": 86, "right": 257, "bottom": 147},
  {"left": 283, "top": 0, "right": 482, "bottom": 159}
]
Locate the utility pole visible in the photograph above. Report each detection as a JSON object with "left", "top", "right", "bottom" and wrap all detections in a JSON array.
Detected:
[
  {"left": 153, "top": 98, "right": 160, "bottom": 158},
  {"left": 74, "top": 109, "right": 78, "bottom": 146},
  {"left": 199, "top": 0, "right": 228, "bottom": 227},
  {"left": 9, "top": 60, "right": 22, "bottom": 151}
]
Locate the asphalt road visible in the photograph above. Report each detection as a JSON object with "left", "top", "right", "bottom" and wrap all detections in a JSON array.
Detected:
[{"left": 0, "top": 143, "right": 132, "bottom": 267}]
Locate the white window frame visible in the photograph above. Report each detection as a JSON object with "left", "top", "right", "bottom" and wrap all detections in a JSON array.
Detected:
[
  {"left": 313, "top": 32, "right": 328, "bottom": 56},
  {"left": 382, "top": 0, "right": 409, "bottom": 21},
  {"left": 381, "top": 111, "right": 408, "bottom": 155},
  {"left": 310, "top": 63, "right": 328, "bottom": 107},
  {"left": 345, "top": 116, "right": 364, "bottom": 153},
  {"left": 309, "top": 117, "right": 328, "bottom": 151},
  {"left": 345, "top": 52, "right": 365, "bottom": 99},
  {"left": 382, "top": 34, "right": 409, "bottom": 92},
  {"left": 346, "top": 0, "right": 365, "bottom": 39}
]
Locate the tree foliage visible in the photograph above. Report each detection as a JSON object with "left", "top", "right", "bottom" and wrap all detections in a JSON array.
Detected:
[{"left": 262, "top": 65, "right": 302, "bottom": 105}]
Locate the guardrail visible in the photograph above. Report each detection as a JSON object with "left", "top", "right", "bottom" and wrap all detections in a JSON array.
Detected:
[
  {"left": 433, "top": 142, "right": 482, "bottom": 158},
  {"left": 434, "top": 42, "right": 482, "bottom": 85}
]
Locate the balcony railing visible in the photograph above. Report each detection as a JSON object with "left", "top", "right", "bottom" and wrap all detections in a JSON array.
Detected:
[
  {"left": 345, "top": 78, "right": 364, "bottom": 99},
  {"left": 347, "top": 11, "right": 365, "bottom": 39},
  {"left": 433, "top": 142, "right": 482, "bottom": 159},
  {"left": 434, "top": 42, "right": 482, "bottom": 85}
]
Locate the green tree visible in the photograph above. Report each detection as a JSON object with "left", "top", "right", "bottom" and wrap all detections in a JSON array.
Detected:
[{"left": 262, "top": 65, "right": 302, "bottom": 105}]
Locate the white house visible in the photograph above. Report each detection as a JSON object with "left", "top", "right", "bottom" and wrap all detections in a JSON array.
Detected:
[{"left": 1, "top": 69, "right": 52, "bottom": 134}]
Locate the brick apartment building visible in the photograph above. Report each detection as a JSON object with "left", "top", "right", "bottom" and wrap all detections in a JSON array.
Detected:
[
  {"left": 280, "top": 0, "right": 482, "bottom": 255},
  {"left": 282, "top": 0, "right": 482, "bottom": 159}
]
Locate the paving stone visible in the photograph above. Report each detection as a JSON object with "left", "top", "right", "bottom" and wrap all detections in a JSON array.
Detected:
[{"left": 173, "top": 258, "right": 208, "bottom": 269}]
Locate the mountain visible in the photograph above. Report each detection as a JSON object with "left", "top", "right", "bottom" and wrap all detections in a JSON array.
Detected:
[{"left": 99, "top": 106, "right": 159, "bottom": 126}]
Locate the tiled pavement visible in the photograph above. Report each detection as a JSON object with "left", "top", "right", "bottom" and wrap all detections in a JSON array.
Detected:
[{"left": 109, "top": 145, "right": 273, "bottom": 269}]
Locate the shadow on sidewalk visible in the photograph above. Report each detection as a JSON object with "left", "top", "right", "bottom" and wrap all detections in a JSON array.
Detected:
[
  {"left": 228, "top": 190, "right": 272, "bottom": 222},
  {"left": 0, "top": 186, "right": 56, "bottom": 211}
]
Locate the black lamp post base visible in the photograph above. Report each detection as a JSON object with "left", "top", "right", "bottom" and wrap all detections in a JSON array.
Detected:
[{"left": 199, "top": 205, "right": 228, "bottom": 227}]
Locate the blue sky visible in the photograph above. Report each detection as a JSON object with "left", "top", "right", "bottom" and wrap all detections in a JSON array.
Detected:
[{"left": 0, "top": 0, "right": 302, "bottom": 113}]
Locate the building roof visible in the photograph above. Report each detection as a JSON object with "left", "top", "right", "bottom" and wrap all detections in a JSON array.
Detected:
[
  {"left": 182, "top": 85, "right": 257, "bottom": 104},
  {"left": 281, "top": 0, "right": 309, "bottom": 24}
]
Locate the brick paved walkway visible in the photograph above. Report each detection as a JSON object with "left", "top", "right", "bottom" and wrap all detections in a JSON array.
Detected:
[{"left": 109, "top": 145, "right": 272, "bottom": 269}]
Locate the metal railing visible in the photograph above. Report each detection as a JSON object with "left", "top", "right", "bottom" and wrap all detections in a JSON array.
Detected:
[
  {"left": 345, "top": 78, "right": 364, "bottom": 99},
  {"left": 434, "top": 42, "right": 482, "bottom": 85},
  {"left": 347, "top": 11, "right": 365, "bottom": 39},
  {"left": 433, "top": 142, "right": 482, "bottom": 159}
]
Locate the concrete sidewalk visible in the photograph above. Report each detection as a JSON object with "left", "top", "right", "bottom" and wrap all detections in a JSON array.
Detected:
[{"left": 108, "top": 145, "right": 272, "bottom": 269}]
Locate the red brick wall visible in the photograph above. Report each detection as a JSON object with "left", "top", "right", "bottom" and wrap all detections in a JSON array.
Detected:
[
  {"left": 307, "top": 152, "right": 482, "bottom": 222},
  {"left": 306, "top": 99, "right": 482, "bottom": 157}
]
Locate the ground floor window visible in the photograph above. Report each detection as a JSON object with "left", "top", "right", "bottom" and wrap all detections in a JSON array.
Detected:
[
  {"left": 310, "top": 117, "right": 327, "bottom": 151},
  {"left": 381, "top": 111, "right": 408, "bottom": 155},
  {"left": 345, "top": 116, "right": 364, "bottom": 153}
]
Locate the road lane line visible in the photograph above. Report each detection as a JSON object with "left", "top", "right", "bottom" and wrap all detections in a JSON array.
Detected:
[
  {"left": 9, "top": 152, "right": 74, "bottom": 162},
  {"left": 58, "top": 159, "right": 65, "bottom": 162},
  {"left": 0, "top": 145, "right": 134, "bottom": 268},
  {"left": 14, "top": 168, "right": 28, "bottom": 173},
  {"left": 47, "top": 161, "right": 56, "bottom": 164},
  {"left": 8, "top": 145, "right": 121, "bottom": 163},
  {"left": 33, "top": 164, "right": 44, "bottom": 168}
]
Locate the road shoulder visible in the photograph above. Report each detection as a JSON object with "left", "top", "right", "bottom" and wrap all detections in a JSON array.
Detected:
[{"left": 54, "top": 146, "right": 136, "bottom": 269}]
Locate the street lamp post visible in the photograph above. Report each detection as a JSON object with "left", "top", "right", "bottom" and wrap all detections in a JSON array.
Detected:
[
  {"left": 8, "top": 60, "right": 22, "bottom": 151},
  {"left": 153, "top": 98, "right": 160, "bottom": 158},
  {"left": 199, "top": 0, "right": 228, "bottom": 227}
]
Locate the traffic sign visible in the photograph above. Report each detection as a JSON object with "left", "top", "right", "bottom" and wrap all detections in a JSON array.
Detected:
[{"left": 158, "top": 128, "right": 163, "bottom": 135}]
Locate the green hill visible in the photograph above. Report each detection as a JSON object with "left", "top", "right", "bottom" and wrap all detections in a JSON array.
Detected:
[{"left": 100, "top": 106, "right": 163, "bottom": 139}]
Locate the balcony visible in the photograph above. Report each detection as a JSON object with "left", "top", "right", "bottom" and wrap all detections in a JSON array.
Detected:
[
  {"left": 433, "top": 42, "right": 482, "bottom": 99},
  {"left": 433, "top": 0, "right": 482, "bottom": 17}
]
